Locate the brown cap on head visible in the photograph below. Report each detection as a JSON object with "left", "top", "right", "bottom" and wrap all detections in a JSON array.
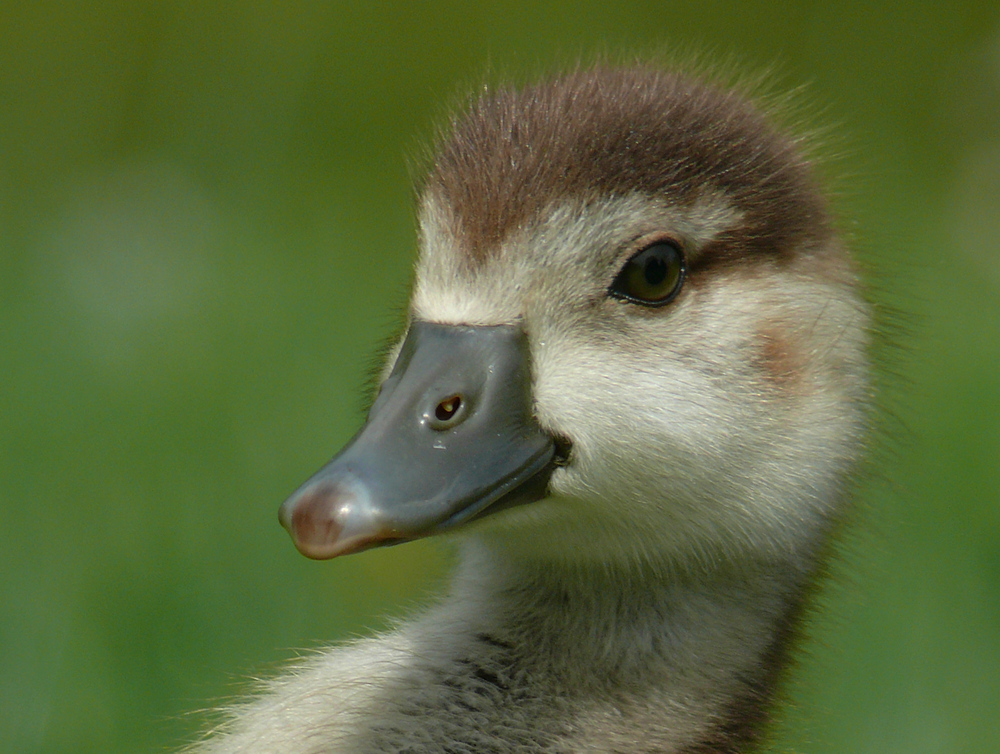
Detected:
[{"left": 424, "top": 66, "right": 830, "bottom": 265}]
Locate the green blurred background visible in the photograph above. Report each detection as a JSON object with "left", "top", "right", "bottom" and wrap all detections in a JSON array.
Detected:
[{"left": 2, "top": 2, "right": 999, "bottom": 752}]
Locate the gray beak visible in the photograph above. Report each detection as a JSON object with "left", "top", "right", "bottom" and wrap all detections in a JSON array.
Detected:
[{"left": 278, "top": 321, "right": 556, "bottom": 559}]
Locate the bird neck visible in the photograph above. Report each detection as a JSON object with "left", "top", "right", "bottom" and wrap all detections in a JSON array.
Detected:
[{"left": 438, "top": 538, "right": 810, "bottom": 751}]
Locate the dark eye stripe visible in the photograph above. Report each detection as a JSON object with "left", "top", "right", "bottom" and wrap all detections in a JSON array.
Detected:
[{"left": 608, "top": 241, "right": 686, "bottom": 307}]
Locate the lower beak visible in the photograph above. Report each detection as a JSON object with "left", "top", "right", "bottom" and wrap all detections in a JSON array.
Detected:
[{"left": 278, "top": 321, "right": 556, "bottom": 559}]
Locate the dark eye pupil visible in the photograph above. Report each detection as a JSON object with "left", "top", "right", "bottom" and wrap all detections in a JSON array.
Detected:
[
  {"left": 643, "top": 256, "right": 668, "bottom": 286},
  {"left": 609, "top": 241, "right": 686, "bottom": 306}
]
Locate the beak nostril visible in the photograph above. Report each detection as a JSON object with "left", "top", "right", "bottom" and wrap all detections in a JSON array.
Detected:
[{"left": 435, "top": 395, "right": 463, "bottom": 422}]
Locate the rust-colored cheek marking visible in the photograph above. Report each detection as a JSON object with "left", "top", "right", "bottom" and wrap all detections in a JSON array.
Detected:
[{"left": 758, "top": 324, "right": 805, "bottom": 392}]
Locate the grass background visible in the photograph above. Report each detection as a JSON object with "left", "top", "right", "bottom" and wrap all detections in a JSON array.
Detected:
[{"left": 2, "top": 2, "right": 999, "bottom": 752}]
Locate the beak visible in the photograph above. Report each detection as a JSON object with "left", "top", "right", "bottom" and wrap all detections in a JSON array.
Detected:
[{"left": 278, "top": 321, "right": 556, "bottom": 559}]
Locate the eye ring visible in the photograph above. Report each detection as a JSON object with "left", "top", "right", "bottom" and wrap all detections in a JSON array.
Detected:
[{"left": 608, "top": 240, "right": 686, "bottom": 307}]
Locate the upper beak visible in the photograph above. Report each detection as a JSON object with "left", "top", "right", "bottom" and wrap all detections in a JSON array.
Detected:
[{"left": 278, "top": 321, "right": 556, "bottom": 559}]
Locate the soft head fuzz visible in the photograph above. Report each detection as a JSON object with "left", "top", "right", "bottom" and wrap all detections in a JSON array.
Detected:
[
  {"left": 413, "top": 66, "right": 868, "bottom": 575},
  {"left": 427, "top": 66, "right": 830, "bottom": 262}
]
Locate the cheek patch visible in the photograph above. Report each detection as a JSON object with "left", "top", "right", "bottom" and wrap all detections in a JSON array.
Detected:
[{"left": 756, "top": 324, "right": 806, "bottom": 392}]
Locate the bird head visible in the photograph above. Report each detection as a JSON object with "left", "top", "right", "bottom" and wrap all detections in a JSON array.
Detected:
[{"left": 279, "top": 67, "right": 870, "bottom": 572}]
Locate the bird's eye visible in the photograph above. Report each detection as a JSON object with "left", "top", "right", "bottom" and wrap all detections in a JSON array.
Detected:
[{"left": 609, "top": 241, "right": 686, "bottom": 306}]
